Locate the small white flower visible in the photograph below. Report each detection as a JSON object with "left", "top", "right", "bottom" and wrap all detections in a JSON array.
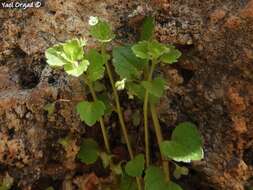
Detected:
[
  {"left": 115, "top": 78, "right": 127, "bottom": 91},
  {"left": 89, "top": 16, "right": 99, "bottom": 26}
]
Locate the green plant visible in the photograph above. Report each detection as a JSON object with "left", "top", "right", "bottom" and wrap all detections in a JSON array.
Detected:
[
  {"left": 45, "top": 38, "right": 111, "bottom": 154},
  {"left": 0, "top": 174, "right": 13, "bottom": 190},
  {"left": 45, "top": 16, "right": 204, "bottom": 190}
]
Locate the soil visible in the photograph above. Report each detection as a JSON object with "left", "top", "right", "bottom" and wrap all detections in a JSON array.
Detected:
[{"left": 0, "top": 0, "right": 253, "bottom": 190}]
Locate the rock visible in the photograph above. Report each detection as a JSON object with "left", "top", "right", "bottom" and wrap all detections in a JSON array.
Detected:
[
  {"left": 210, "top": 9, "right": 226, "bottom": 24},
  {"left": 240, "top": 0, "right": 253, "bottom": 19}
]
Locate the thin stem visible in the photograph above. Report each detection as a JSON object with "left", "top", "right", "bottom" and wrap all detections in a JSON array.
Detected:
[
  {"left": 101, "top": 44, "right": 134, "bottom": 158},
  {"left": 143, "top": 60, "right": 156, "bottom": 167},
  {"left": 101, "top": 44, "right": 142, "bottom": 190},
  {"left": 108, "top": 72, "right": 134, "bottom": 158},
  {"left": 150, "top": 104, "right": 170, "bottom": 181},
  {"left": 145, "top": 59, "right": 170, "bottom": 181},
  {"left": 85, "top": 77, "right": 111, "bottom": 153}
]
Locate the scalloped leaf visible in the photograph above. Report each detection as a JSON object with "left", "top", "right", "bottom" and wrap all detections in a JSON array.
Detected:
[
  {"left": 63, "top": 39, "right": 84, "bottom": 61},
  {"left": 77, "top": 138, "right": 99, "bottom": 164},
  {"left": 45, "top": 45, "right": 70, "bottom": 67},
  {"left": 76, "top": 100, "right": 106, "bottom": 126},
  {"left": 90, "top": 20, "right": 115, "bottom": 42},
  {"left": 125, "top": 154, "right": 145, "bottom": 177},
  {"left": 131, "top": 41, "right": 149, "bottom": 59},
  {"left": 120, "top": 173, "right": 138, "bottom": 190},
  {"left": 145, "top": 166, "right": 182, "bottom": 190},
  {"left": 132, "top": 40, "right": 169, "bottom": 60},
  {"left": 64, "top": 59, "right": 89, "bottom": 77},
  {"left": 127, "top": 82, "right": 145, "bottom": 100},
  {"left": 141, "top": 77, "right": 165, "bottom": 98},
  {"left": 87, "top": 49, "right": 105, "bottom": 81},
  {"left": 160, "top": 46, "right": 182, "bottom": 64},
  {"left": 113, "top": 45, "right": 146, "bottom": 80},
  {"left": 160, "top": 122, "right": 204, "bottom": 162}
]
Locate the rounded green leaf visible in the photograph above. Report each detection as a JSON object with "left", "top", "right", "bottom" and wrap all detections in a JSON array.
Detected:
[
  {"left": 87, "top": 49, "right": 106, "bottom": 81},
  {"left": 127, "top": 83, "right": 145, "bottom": 100},
  {"left": 131, "top": 41, "right": 150, "bottom": 59},
  {"left": 132, "top": 41, "right": 169, "bottom": 60},
  {"left": 45, "top": 45, "right": 70, "bottom": 67},
  {"left": 125, "top": 154, "right": 145, "bottom": 177},
  {"left": 145, "top": 166, "right": 182, "bottom": 190},
  {"left": 63, "top": 39, "right": 84, "bottom": 61},
  {"left": 160, "top": 122, "right": 204, "bottom": 162},
  {"left": 90, "top": 20, "right": 115, "bottom": 43},
  {"left": 141, "top": 77, "right": 166, "bottom": 98},
  {"left": 160, "top": 46, "right": 182, "bottom": 64},
  {"left": 77, "top": 138, "right": 99, "bottom": 164},
  {"left": 144, "top": 166, "right": 164, "bottom": 188},
  {"left": 97, "top": 93, "right": 113, "bottom": 115},
  {"left": 76, "top": 100, "right": 106, "bottom": 126},
  {"left": 64, "top": 59, "right": 90, "bottom": 77},
  {"left": 113, "top": 46, "right": 146, "bottom": 80},
  {"left": 120, "top": 173, "right": 138, "bottom": 190},
  {"left": 148, "top": 41, "right": 169, "bottom": 60}
]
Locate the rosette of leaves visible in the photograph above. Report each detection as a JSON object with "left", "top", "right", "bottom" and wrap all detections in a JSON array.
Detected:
[
  {"left": 46, "top": 39, "right": 108, "bottom": 127},
  {"left": 45, "top": 38, "right": 89, "bottom": 77},
  {"left": 112, "top": 42, "right": 181, "bottom": 104}
]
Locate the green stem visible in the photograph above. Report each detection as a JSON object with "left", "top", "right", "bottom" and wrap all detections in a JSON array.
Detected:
[
  {"left": 101, "top": 44, "right": 133, "bottom": 158},
  {"left": 150, "top": 104, "right": 170, "bottom": 181},
  {"left": 143, "top": 60, "right": 156, "bottom": 167},
  {"left": 85, "top": 77, "right": 111, "bottom": 153},
  {"left": 144, "top": 59, "right": 170, "bottom": 181},
  {"left": 101, "top": 44, "right": 142, "bottom": 190}
]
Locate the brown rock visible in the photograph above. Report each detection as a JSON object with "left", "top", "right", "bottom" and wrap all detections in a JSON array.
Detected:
[
  {"left": 240, "top": 0, "right": 253, "bottom": 18},
  {"left": 232, "top": 116, "right": 247, "bottom": 134},
  {"left": 224, "top": 16, "right": 241, "bottom": 29},
  {"left": 210, "top": 9, "right": 226, "bottom": 24},
  {"left": 227, "top": 87, "right": 246, "bottom": 113}
]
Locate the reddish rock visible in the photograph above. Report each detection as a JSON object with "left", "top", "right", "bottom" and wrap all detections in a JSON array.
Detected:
[
  {"left": 224, "top": 16, "right": 241, "bottom": 29},
  {"left": 210, "top": 9, "right": 226, "bottom": 24},
  {"left": 240, "top": 0, "right": 253, "bottom": 19},
  {"left": 232, "top": 116, "right": 247, "bottom": 134},
  {"left": 227, "top": 87, "right": 246, "bottom": 113}
]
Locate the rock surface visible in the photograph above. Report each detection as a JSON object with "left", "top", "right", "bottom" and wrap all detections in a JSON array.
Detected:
[{"left": 0, "top": 0, "right": 253, "bottom": 189}]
